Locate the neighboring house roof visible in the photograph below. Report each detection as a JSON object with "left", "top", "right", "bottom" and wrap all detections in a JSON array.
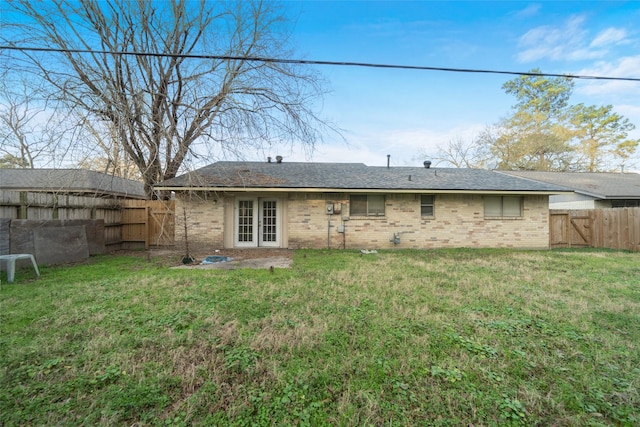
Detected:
[
  {"left": 500, "top": 171, "right": 640, "bottom": 200},
  {"left": 0, "top": 168, "right": 146, "bottom": 199},
  {"left": 155, "top": 161, "right": 569, "bottom": 194}
]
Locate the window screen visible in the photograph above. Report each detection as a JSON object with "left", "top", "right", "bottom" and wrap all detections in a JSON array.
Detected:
[
  {"left": 420, "top": 195, "right": 435, "bottom": 217},
  {"left": 484, "top": 196, "right": 522, "bottom": 217},
  {"left": 367, "top": 195, "right": 385, "bottom": 216},
  {"left": 350, "top": 195, "right": 368, "bottom": 216},
  {"left": 350, "top": 195, "right": 385, "bottom": 216},
  {"left": 502, "top": 196, "right": 521, "bottom": 216}
]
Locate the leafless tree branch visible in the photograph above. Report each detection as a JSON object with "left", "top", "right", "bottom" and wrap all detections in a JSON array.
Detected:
[{"left": 2, "top": 0, "right": 337, "bottom": 195}]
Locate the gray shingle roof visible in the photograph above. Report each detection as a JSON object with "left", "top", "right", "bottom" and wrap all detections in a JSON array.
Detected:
[
  {"left": 500, "top": 171, "right": 640, "bottom": 199},
  {"left": 0, "top": 169, "right": 146, "bottom": 199},
  {"left": 156, "top": 161, "right": 568, "bottom": 193}
]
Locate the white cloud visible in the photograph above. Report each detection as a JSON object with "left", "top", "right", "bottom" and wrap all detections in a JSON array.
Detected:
[
  {"left": 575, "top": 55, "right": 640, "bottom": 97},
  {"left": 615, "top": 104, "right": 640, "bottom": 132},
  {"left": 516, "top": 15, "right": 629, "bottom": 63},
  {"left": 290, "top": 124, "right": 487, "bottom": 167},
  {"left": 617, "top": 104, "right": 640, "bottom": 118},
  {"left": 514, "top": 4, "right": 541, "bottom": 19},
  {"left": 517, "top": 15, "right": 589, "bottom": 62},
  {"left": 590, "top": 27, "right": 628, "bottom": 48}
]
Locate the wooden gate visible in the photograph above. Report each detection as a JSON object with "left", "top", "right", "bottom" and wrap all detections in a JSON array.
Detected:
[
  {"left": 550, "top": 211, "right": 590, "bottom": 248},
  {"left": 121, "top": 200, "right": 175, "bottom": 249}
]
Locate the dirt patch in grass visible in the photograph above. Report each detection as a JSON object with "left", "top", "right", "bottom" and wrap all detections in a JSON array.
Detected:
[
  {"left": 142, "top": 248, "right": 294, "bottom": 269},
  {"left": 171, "top": 256, "right": 293, "bottom": 270}
]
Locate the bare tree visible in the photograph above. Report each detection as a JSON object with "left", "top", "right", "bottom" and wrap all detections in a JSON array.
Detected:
[
  {"left": 0, "top": 78, "right": 71, "bottom": 168},
  {"left": 434, "top": 135, "right": 491, "bottom": 169},
  {"left": 76, "top": 119, "right": 142, "bottom": 180},
  {"left": 3, "top": 0, "right": 332, "bottom": 195}
]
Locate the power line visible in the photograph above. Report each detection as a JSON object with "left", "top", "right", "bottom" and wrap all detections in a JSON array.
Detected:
[{"left": 2, "top": 44, "right": 640, "bottom": 82}]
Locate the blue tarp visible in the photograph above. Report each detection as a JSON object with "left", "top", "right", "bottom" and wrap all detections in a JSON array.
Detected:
[{"left": 202, "top": 255, "right": 232, "bottom": 264}]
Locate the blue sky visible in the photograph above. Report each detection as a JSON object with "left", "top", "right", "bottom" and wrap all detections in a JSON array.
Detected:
[{"left": 271, "top": 1, "right": 640, "bottom": 167}]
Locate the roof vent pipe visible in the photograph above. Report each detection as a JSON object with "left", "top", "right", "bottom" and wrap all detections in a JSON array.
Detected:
[
  {"left": 424, "top": 160, "right": 432, "bottom": 169},
  {"left": 387, "top": 154, "right": 390, "bottom": 169},
  {"left": 276, "top": 155, "right": 283, "bottom": 163},
  {"left": 267, "top": 157, "right": 272, "bottom": 163}
]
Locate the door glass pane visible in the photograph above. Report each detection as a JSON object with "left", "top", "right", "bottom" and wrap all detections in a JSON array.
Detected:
[
  {"left": 238, "top": 200, "right": 254, "bottom": 242},
  {"left": 261, "top": 200, "right": 277, "bottom": 242}
]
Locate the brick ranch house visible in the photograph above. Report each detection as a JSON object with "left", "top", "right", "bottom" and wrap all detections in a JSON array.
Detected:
[{"left": 154, "top": 160, "right": 570, "bottom": 250}]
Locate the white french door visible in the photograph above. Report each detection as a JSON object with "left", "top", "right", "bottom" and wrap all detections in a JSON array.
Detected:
[{"left": 235, "top": 198, "right": 280, "bottom": 247}]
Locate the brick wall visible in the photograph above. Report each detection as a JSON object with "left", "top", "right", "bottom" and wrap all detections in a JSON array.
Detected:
[
  {"left": 174, "top": 194, "right": 225, "bottom": 252},
  {"left": 286, "top": 194, "right": 349, "bottom": 249},
  {"left": 176, "top": 192, "right": 550, "bottom": 250},
  {"left": 287, "top": 193, "right": 550, "bottom": 250}
]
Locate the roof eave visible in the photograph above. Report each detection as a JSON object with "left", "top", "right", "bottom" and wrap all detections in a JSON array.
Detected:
[
  {"left": 1, "top": 187, "right": 146, "bottom": 198},
  {"left": 153, "top": 185, "right": 570, "bottom": 195},
  {"left": 599, "top": 195, "right": 640, "bottom": 200},
  {"left": 573, "top": 190, "right": 608, "bottom": 200}
]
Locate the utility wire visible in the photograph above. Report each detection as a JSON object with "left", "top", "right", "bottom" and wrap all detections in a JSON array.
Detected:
[{"left": 2, "top": 44, "right": 640, "bottom": 82}]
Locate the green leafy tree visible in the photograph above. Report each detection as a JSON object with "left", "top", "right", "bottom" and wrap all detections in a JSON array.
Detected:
[
  {"left": 570, "top": 104, "right": 639, "bottom": 172},
  {"left": 0, "top": 154, "right": 30, "bottom": 168},
  {"left": 492, "top": 70, "right": 575, "bottom": 171}
]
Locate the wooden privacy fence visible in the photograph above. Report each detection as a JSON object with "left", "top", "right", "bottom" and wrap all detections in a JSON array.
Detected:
[
  {"left": 550, "top": 208, "right": 640, "bottom": 252},
  {"left": 1, "top": 190, "right": 175, "bottom": 250}
]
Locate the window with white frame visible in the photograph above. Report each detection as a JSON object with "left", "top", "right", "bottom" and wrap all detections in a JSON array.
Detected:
[
  {"left": 420, "top": 195, "right": 435, "bottom": 217},
  {"left": 350, "top": 194, "right": 385, "bottom": 216},
  {"left": 484, "top": 196, "right": 523, "bottom": 217}
]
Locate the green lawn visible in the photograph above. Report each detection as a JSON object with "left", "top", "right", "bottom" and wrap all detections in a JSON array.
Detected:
[{"left": 1, "top": 249, "right": 639, "bottom": 426}]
